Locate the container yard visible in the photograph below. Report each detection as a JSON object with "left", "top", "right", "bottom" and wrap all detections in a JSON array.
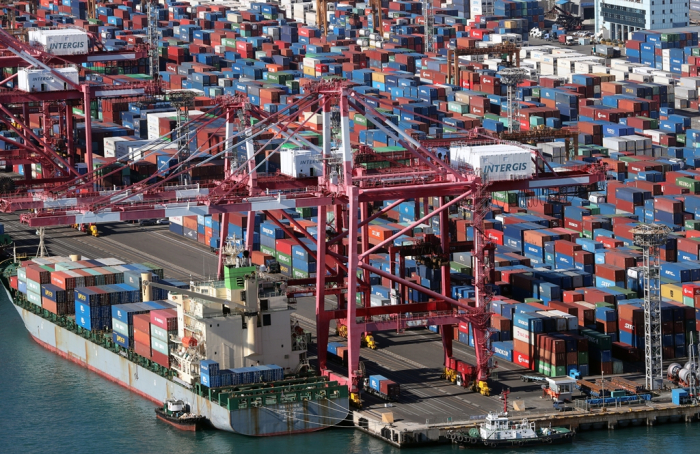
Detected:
[{"left": 5, "top": 0, "right": 700, "bottom": 448}]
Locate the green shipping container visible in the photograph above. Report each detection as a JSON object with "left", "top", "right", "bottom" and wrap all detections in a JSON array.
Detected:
[
  {"left": 577, "top": 351, "right": 588, "bottom": 365},
  {"left": 260, "top": 246, "right": 277, "bottom": 259},
  {"left": 276, "top": 252, "right": 292, "bottom": 267},
  {"left": 676, "top": 177, "right": 700, "bottom": 193},
  {"left": 552, "top": 366, "right": 566, "bottom": 377},
  {"left": 492, "top": 191, "right": 518, "bottom": 204},
  {"left": 541, "top": 362, "right": 552, "bottom": 376},
  {"left": 450, "top": 262, "right": 470, "bottom": 273},
  {"left": 685, "top": 219, "right": 700, "bottom": 230},
  {"left": 296, "top": 207, "right": 314, "bottom": 218},
  {"left": 292, "top": 268, "right": 311, "bottom": 279},
  {"left": 580, "top": 329, "right": 612, "bottom": 350}
]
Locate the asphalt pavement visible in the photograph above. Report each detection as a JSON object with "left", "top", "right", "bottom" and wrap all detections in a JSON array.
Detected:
[{"left": 0, "top": 214, "right": 219, "bottom": 281}]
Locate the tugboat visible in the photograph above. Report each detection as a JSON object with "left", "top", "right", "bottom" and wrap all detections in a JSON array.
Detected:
[
  {"left": 155, "top": 399, "right": 207, "bottom": 431},
  {"left": 448, "top": 390, "right": 575, "bottom": 448}
]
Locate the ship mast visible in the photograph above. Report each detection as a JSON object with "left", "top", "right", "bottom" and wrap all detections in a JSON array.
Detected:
[{"left": 501, "top": 389, "right": 510, "bottom": 415}]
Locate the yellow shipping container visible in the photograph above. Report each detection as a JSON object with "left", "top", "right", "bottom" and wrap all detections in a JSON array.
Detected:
[
  {"left": 303, "top": 66, "right": 316, "bottom": 77},
  {"left": 661, "top": 284, "right": 683, "bottom": 303},
  {"left": 372, "top": 72, "right": 387, "bottom": 83},
  {"left": 591, "top": 72, "right": 616, "bottom": 82}
]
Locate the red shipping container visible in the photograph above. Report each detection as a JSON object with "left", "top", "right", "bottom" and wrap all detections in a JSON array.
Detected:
[
  {"left": 678, "top": 237, "right": 700, "bottom": 255},
  {"left": 574, "top": 250, "right": 594, "bottom": 265},
  {"left": 553, "top": 240, "right": 582, "bottom": 256},
  {"left": 514, "top": 349, "right": 533, "bottom": 370},
  {"left": 596, "top": 236, "right": 623, "bottom": 249},
  {"left": 564, "top": 218, "right": 583, "bottom": 232},
  {"left": 134, "top": 341, "right": 152, "bottom": 359},
  {"left": 683, "top": 284, "right": 700, "bottom": 297},
  {"left": 275, "top": 238, "right": 295, "bottom": 256},
  {"left": 562, "top": 291, "right": 584, "bottom": 303},
  {"left": 26, "top": 265, "right": 52, "bottom": 284},
  {"left": 152, "top": 349, "right": 169, "bottom": 367},
  {"left": 605, "top": 251, "right": 637, "bottom": 269},
  {"left": 151, "top": 309, "right": 178, "bottom": 331}
]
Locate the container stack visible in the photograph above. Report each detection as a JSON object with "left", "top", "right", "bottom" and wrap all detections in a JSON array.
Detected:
[
  {"left": 111, "top": 303, "right": 151, "bottom": 342},
  {"left": 150, "top": 309, "right": 178, "bottom": 367},
  {"left": 199, "top": 359, "right": 221, "bottom": 388},
  {"left": 198, "top": 360, "right": 283, "bottom": 388}
]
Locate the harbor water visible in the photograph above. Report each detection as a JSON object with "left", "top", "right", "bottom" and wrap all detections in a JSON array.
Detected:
[{"left": 1, "top": 290, "right": 699, "bottom": 454}]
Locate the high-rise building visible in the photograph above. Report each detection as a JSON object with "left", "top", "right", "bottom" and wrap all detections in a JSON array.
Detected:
[{"left": 595, "top": 0, "right": 689, "bottom": 40}]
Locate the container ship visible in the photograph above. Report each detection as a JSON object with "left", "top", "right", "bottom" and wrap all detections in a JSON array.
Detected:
[{"left": 2, "top": 253, "right": 349, "bottom": 436}]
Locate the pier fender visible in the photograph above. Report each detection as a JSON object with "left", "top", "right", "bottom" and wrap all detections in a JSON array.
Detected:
[
  {"left": 647, "top": 418, "right": 656, "bottom": 426},
  {"left": 608, "top": 422, "right": 617, "bottom": 430}
]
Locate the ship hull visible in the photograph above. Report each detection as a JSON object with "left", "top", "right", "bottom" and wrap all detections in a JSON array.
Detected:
[{"left": 8, "top": 291, "right": 349, "bottom": 436}]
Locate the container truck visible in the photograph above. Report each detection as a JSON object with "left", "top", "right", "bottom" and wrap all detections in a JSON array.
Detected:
[
  {"left": 364, "top": 375, "right": 400, "bottom": 401},
  {"left": 443, "top": 357, "right": 490, "bottom": 395}
]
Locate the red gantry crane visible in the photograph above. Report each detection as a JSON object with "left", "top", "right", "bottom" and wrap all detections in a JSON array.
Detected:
[
  {"left": 0, "top": 25, "right": 152, "bottom": 190},
  {"left": 0, "top": 26, "right": 606, "bottom": 407}
]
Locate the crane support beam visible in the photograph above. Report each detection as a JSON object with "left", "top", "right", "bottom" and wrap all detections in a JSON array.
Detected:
[
  {"left": 23, "top": 195, "right": 336, "bottom": 226},
  {"left": 0, "top": 90, "right": 84, "bottom": 104}
]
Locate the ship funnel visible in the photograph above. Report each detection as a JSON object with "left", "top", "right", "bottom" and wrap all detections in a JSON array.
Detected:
[
  {"left": 70, "top": 254, "right": 81, "bottom": 262},
  {"left": 141, "top": 272, "right": 152, "bottom": 302}
]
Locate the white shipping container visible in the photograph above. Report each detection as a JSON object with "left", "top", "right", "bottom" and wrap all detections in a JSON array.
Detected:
[
  {"left": 449, "top": 144, "right": 534, "bottom": 181},
  {"left": 547, "top": 310, "right": 579, "bottom": 330},
  {"left": 513, "top": 326, "right": 534, "bottom": 345},
  {"left": 610, "top": 69, "right": 629, "bottom": 81},
  {"left": 280, "top": 149, "right": 323, "bottom": 178},
  {"left": 680, "top": 76, "right": 700, "bottom": 88},
  {"left": 28, "top": 29, "right": 89, "bottom": 56},
  {"left": 602, "top": 137, "right": 629, "bottom": 151},
  {"left": 103, "top": 137, "right": 151, "bottom": 160},
  {"left": 629, "top": 73, "right": 652, "bottom": 83},
  {"left": 147, "top": 112, "right": 176, "bottom": 140},
  {"left": 147, "top": 110, "right": 203, "bottom": 140},
  {"left": 170, "top": 216, "right": 184, "bottom": 225},
  {"left": 676, "top": 86, "right": 697, "bottom": 99},
  {"left": 540, "top": 62, "right": 555, "bottom": 76},
  {"left": 18, "top": 67, "right": 79, "bottom": 92}
]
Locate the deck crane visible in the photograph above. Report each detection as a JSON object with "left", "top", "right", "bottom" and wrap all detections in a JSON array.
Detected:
[{"left": 1, "top": 71, "right": 605, "bottom": 409}]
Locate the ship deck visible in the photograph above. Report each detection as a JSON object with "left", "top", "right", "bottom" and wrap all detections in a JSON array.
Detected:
[{"left": 0, "top": 214, "right": 645, "bottom": 426}]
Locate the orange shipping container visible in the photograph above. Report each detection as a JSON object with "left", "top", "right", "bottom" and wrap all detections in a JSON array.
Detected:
[
  {"left": 134, "top": 328, "right": 151, "bottom": 347},
  {"left": 183, "top": 216, "right": 198, "bottom": 230},
  {"left": 368, "top": 225, "right": 394, "bottom": 242}
]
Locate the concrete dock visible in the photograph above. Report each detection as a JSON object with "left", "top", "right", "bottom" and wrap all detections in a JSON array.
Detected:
[{"left": 351, "top": 400, "right": 700, "bottom": 448}]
